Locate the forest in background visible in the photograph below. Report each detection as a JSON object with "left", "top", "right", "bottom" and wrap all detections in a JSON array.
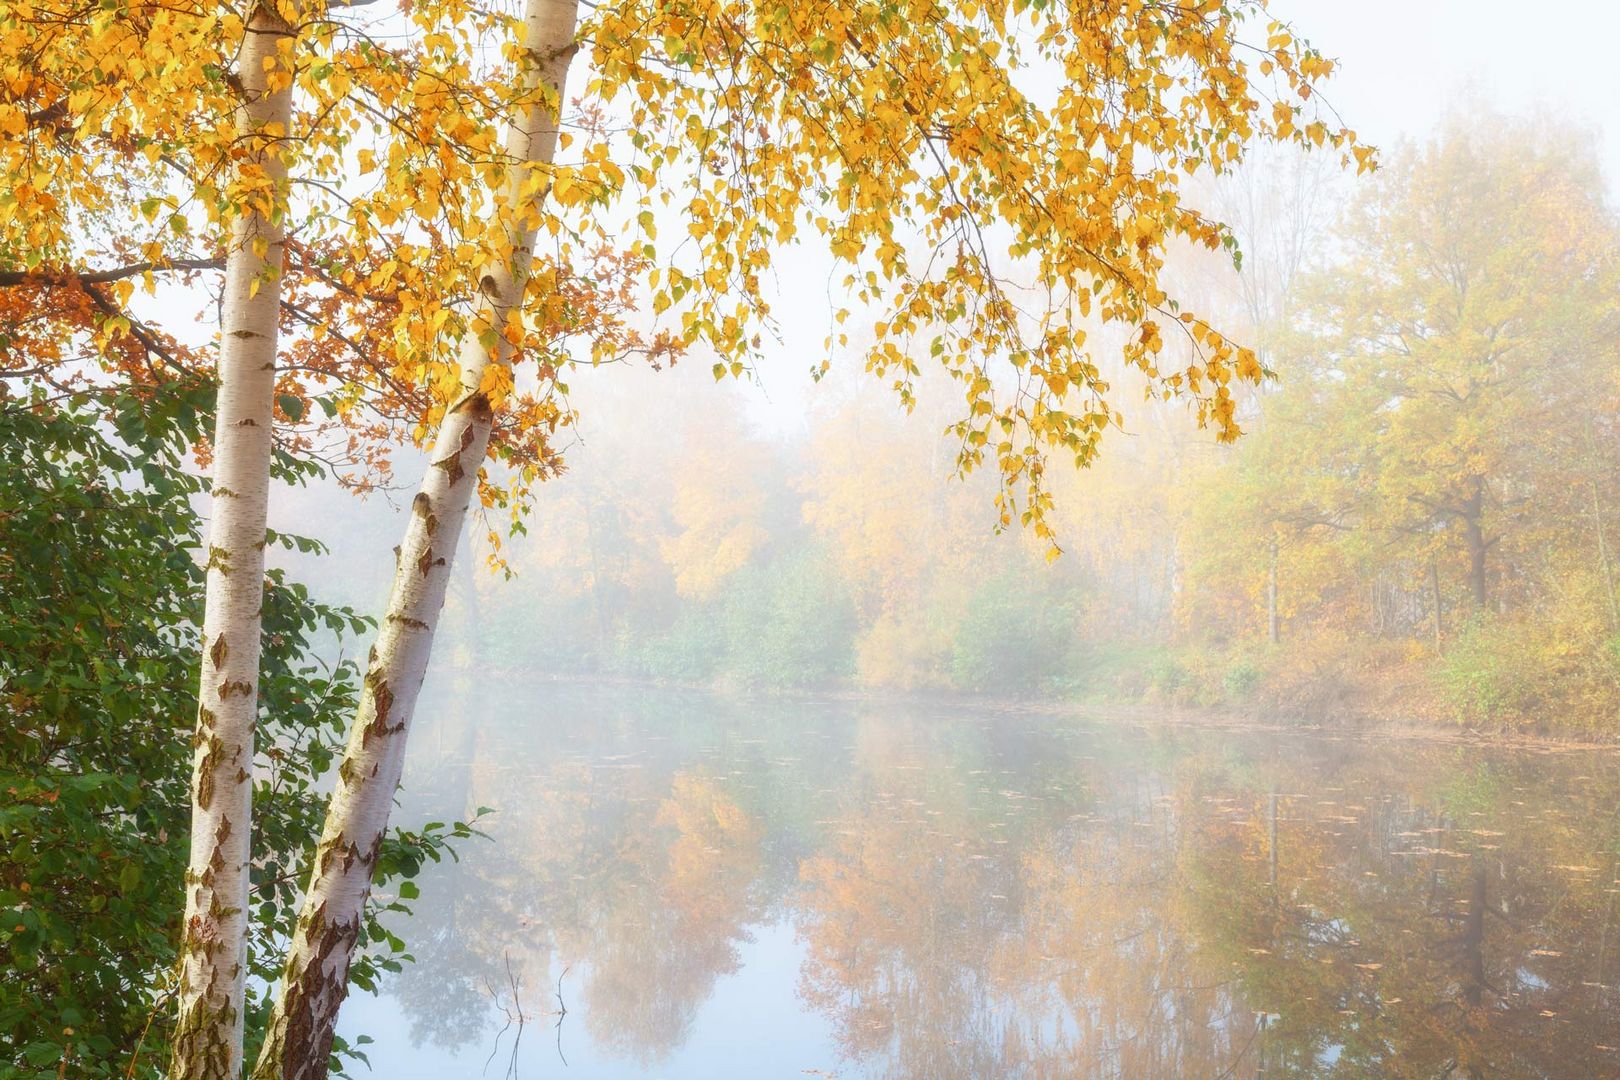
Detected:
[{"left": 406, "top": 113, "right": 1620, "bottom": 734}]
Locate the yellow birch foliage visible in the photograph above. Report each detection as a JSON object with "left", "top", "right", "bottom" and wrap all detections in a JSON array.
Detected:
[
  {"left": 593, "top": 0, "right": 1369, "bottom": 544},
  {"left": 4, "top": 0, "right": 1366, "bottom": 542}
]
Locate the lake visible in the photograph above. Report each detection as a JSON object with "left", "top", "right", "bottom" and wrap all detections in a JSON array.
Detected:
[{"left": 339, "top": 681, "right": 1620, "bottom": 1078}]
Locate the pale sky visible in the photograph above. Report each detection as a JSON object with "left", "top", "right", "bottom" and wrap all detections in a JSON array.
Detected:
[{"left": 1274, "top": 0, "right": 1620, "bottom": 193}]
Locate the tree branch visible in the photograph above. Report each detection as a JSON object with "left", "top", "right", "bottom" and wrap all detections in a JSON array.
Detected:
[{"left": 0, "top": 256, "right": 223, "bottom": 287}]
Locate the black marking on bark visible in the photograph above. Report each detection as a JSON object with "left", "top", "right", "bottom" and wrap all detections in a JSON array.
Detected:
[
  {"left": 195, "top": 732, "right": 224, "bottom": 810},
  {"left": 387, "top": 613, "right": 430, "bottom": 629},
  {"left": 207, "top": 816, "right": 230, "bottom": 872},
  {"left": 372, "top": 678, "right": 394, "bottom": 723},
  {"left": 360, "top": 677, "right": 397, "bottom": 748},
  {"left": 254, "top": 898, "right": 359, "bottom": 1080},
  {"left": 411, "top": 491, "right": 439, "bottom": 536},
  {"left": 218, "top": 679, "right": 254, "bottom": 699},
  {"left": 205, "top": 546, "right": 231, "bottom": 574},
  {"left": 209, "top": 634, "right": 228, "bottom": 670},
  {"left": 360, "top": 830, "right": 384, "bottom": 869},
  {"left": 431, "top": 453, "right": 464, "bottom": 485}
]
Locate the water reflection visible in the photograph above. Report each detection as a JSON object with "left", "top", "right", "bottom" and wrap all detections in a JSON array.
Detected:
[{"left": 349, "top": 685, "right": 1620, "bottom": 1078}]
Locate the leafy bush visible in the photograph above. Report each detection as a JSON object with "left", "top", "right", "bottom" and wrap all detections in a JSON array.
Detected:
[
  {"left": 631, "top": 547, "right": 856, "bottom": 689},
  {"left": 1144, "top": 651, "right": 1192, "bottom": 699},
  {"left": 1223, "top": 659, "right": 1264, "bottom": 698},
  {"left": 715, "top": 548, "right": 857, "bottom": 688},
  {"left": 0, "top": 386, "right": 459, "bottom": 1077},
  {"left": 636, "top": 606, "right": 724, "bottom": 683},
  {"left": 1435, "top": 615, "right": 1541, "bottom": 726},
  {"left": 949, "top": 571, "right": 1079, "bottom": 695}
]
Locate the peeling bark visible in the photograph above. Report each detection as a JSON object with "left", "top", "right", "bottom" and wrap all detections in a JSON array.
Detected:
[
  {"left": 249, "top": 1, "right": 579, "bottom": 1075},
  {"left": 169, "top": 6, "right": 296, "bottom": 1078}
]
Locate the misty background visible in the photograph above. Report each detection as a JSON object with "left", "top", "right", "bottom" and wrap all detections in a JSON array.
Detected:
[{"left": 257, "top": 1, "right": 1620, "bottom": 731}]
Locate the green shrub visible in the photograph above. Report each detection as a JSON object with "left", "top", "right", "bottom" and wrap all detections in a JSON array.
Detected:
[
  {"left": 949, "top": 571, "right": 1080, "bottom": 695},
  {"left": 1435, "top": 616, "right": 1540, "bottom": 725},
  {"left": 1223, "top": 659, "right": 1264, "bottom": 698},
  {"left": 1145, "top": 652, "right": 1192, "bottom": 697},
  {"left": 637, "top": 606, "right": 724, "bottom": 683},
  {"left": 716, "top": 548, "right": 857, "bottom": 688},
  {"left": 0, "top": 385, "right": 460, "bottom": 1076}
]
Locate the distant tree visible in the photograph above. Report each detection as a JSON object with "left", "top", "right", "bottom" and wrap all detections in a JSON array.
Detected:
[
  {"left": 1325, "top": 116, "right": 1618, "bottom": 610},
  {"left": 1185, "top": 115, "right": 1620, "bottom": 651}
]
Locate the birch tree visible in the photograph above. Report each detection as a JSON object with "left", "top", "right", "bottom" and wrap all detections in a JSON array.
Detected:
[
  {"left": 250, "top": 0, "right": 581, "bottom": 1070},
  {"left": 168, "top": 8, "right": 298, "bottom": 1077}
]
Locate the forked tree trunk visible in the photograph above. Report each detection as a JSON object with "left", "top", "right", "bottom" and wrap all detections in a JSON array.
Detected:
[
  {"left": 170, "top": 7, "right": 295, "bottom": 1078},
  {"left": 249, "top": 1, "right": 579, "bottom": 1074}
]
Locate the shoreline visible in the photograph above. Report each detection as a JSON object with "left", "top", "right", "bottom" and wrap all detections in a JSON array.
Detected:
[{"left": 465, "top": 668, "right": 1620, "bottom": 754}]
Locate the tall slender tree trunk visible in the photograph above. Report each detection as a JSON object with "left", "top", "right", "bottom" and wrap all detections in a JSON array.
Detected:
[
  {"left": 1583, "top": 419, "right": 1620, "bottom": 631},
  {"left": 1430, "top": 556, "right": 1443, "bottom": 649},
  {"left": 249, "top": 2, "right": 579, "bottom": 1075},
  {"left": 170, "top": 7, "right": 295, "bottom": 1077},
  {"left": 1266, "top": 536, "right": 1280, "bottom": 645},
  {"left": 1461, "top": 479, "right": 1489, "bottom": 609}
]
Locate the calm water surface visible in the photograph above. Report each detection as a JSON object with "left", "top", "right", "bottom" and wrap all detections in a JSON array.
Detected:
[{"left": 341, "top": 683, "right": 1620, "bottom": 1078}]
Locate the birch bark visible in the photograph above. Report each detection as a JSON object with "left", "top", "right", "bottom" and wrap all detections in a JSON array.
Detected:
[
  {"left": 170, "top": 5, "right": 295, "bottom": 1078},
  {"left": 250, "top": 0, "right": 578, "bottom": 1074}
]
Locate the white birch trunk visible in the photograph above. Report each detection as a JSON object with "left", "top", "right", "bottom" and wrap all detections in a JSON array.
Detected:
[
  {"left": 249, "top": 1, "right": 578, "bottom": 1074},
  {"left": 170, "top": 6, "right": 295, "bottom": 1078}
]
